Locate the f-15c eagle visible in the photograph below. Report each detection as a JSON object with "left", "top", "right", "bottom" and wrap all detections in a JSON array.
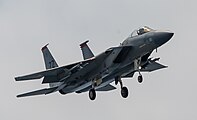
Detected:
[{"left": 15, "top": 26, "right": 174, "bottom": 100}]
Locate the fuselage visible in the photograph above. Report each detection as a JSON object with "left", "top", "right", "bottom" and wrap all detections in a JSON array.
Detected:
[
  {"left": 94, "top": 30, "right": 174, "bottom": 88},
  {"left": 60, "top": 28, "right": 174, "bottom": 93},
  {"left": 15, "top": 26, "right": 174, "bottom": 99}
]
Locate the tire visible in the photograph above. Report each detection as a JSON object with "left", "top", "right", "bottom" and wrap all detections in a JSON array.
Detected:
[
  {"left": 59, "top": 90, "right": 66, "bottom": 95},
  {"left": 89, "top": 89, "right": 96, "bottom": 100},
  {"left": 138, "top": 75, "right": 143, "bottom": 83},
  {"left": 121, "top": 87, "right": 128, "bottom": 98}
]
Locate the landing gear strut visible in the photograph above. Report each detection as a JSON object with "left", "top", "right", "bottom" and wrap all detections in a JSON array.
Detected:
[
  {"left": 138, "top": 67, "right": 143, "bottom": 83},
  {"left": 135, "top": 58, "right": 143, "bottom": 83},
  {"left": 115, "top": 76, "right": 129, "bottom": 98}
]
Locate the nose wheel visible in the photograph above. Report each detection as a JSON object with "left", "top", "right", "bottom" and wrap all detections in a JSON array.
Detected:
[
  {"left": 89, "top": 88, "right": 96, "bottom": 100},
  {"left": 138, "top": 75, "right": 143, "bottom": 83}
]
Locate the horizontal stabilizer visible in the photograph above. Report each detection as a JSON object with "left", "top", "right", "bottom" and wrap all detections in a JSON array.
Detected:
[
  {"left": 15, "top": 68, "right": 61, "bottom": 81},
  {"left": 17, "top": 87, "right": 57, "bottom": 98},
  {"left": 15, "top": 73, "right": 44, "bottom": 81},
  {"left": 96, "top": 84, "right": 116, "bottom": 91},
  {"left": 141, "top": 61, "right": 167, "bottom": 72}
]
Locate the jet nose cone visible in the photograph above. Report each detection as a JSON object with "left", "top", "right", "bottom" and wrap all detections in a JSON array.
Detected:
[
  {"left": 154, "top": 31, "right": 174, "bottom": 47},
  {"left": 165, "top": 32, "right": 174, "bottom": 40}
]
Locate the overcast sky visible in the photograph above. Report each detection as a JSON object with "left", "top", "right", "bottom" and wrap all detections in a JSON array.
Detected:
[{"left": 0, "top": 0, "right": 196, "bottom": 120}]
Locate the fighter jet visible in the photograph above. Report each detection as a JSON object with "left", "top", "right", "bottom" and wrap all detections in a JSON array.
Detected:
[{"left": 15, "top": 26, "right": 174, "bottom": 100}]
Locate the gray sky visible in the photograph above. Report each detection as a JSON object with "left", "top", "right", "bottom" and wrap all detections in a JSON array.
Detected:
[{"left": 0, "top": 0, "right": 196, "bottom": 120}]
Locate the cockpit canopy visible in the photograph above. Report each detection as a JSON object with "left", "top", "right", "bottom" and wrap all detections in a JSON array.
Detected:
[{"left": 130, "top": 26, "right": 154, "bottom": 37}]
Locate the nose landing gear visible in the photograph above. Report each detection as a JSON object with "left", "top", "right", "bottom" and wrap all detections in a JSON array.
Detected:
[
  {"left": 89, "top": 88, "right": 96, "bottom": 100},
  {"left": 134, "top": 58, "right": 143, "bottom": 83},
  {"left": 138, "top": 74, "right": 143, "bottom": 83}
]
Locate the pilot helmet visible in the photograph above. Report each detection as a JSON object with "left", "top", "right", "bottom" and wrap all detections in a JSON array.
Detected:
[{"left": 137, "top": 28, "right": 146, "bottom": 35}]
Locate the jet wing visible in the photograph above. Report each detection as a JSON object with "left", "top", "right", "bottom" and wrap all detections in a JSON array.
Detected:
[
  {"left": 141, "top": 61, "right": 167, "bottom": 72},
  {"left": 15, "top": 58, "right": 95, "bottom": 81}
]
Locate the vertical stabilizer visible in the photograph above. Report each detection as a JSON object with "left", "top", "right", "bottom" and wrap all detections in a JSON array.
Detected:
[
  {"left": 41, "top": 44, "right": 61, "bottom": 88},
  {"left": 80, "top": 40, "right": 94, "bottom": 60},
  {"left": 41, "top": 44, "right": 58, "bottom": 69}
]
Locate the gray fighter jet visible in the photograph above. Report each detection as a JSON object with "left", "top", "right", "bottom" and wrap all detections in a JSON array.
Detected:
[{"left": 15, "top": 26, "right": 174, "bottom": 100}]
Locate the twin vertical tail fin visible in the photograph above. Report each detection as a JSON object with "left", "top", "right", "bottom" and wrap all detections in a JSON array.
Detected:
[
  {"left": 80, "top": 40, "right": 94, "bottom": 60},
  {"left": 41, "top": 44, "right": 58, "bottom": 69},
  {"left": 41, "top": 44, "right": 61, "bottom": 88}
]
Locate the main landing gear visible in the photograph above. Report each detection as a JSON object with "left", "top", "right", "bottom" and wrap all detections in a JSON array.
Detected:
[
  {"left": 115, "top": 76, "right": 129, "bottom": 98},
  {"left": 88, "top": 70, "right": 143, "bottom": 100},
  {"left": 121, "top": 87, "right": 128, "bottom": 98},
  {"left": 88, "top": 80, "right": 98, "bottom": 101}
]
